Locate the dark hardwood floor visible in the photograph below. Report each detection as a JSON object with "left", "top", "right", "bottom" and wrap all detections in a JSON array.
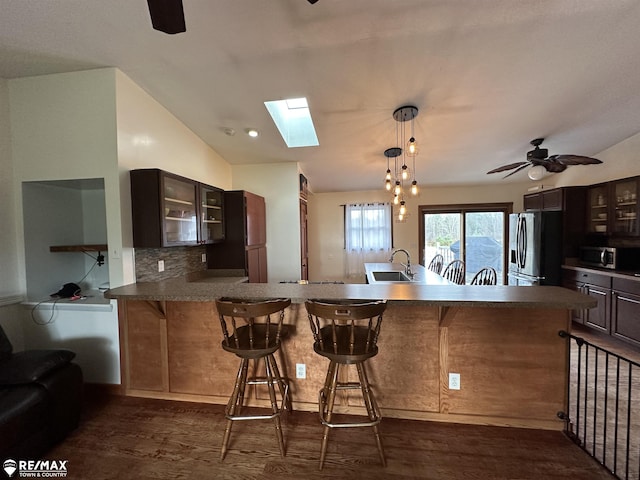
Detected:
[{"left": 47, "top": 390, "right": 615, "bottom": 480}]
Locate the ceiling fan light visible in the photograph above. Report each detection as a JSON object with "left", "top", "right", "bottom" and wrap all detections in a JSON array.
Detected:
[{"left": 527, "top": 165, "right": 546, "bottom": 181}]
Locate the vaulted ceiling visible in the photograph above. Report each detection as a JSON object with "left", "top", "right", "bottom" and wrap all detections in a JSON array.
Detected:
[{"left": 2, "top": 1, "right": 640, "bottom": 192}]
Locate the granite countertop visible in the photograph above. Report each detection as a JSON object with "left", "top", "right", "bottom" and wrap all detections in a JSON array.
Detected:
[
  {"left": 562, "top": 264, "right": 640, "bottom": 282},
  {"left": 105, "top": 273, "right": 596, "bottom": 310},
  {"left": 364, "top": 262, "right": 455, "bottom": 285}
]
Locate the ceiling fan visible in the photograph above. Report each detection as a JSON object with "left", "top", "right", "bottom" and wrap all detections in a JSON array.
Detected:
[
  {"left": 487, "top": 138, "right": 603, "bottom": 178},
  {"left": 147, "top": 0, "right": 319, "bottom": 34}
]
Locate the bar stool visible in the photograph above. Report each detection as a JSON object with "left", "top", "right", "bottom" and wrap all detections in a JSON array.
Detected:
[
  {"left": 305, "top": 299, "right": 387, "bottom": 469},
  {"left": 215, "top": 297, "right": 292, "bottom": 460}
]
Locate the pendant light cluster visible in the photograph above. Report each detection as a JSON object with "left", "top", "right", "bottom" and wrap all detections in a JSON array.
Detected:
[{"left": 384, "top": 105, "right": 419, "bottom": 221}]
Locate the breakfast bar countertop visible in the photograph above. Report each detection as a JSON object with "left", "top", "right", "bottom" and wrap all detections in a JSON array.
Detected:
[
  {"left": 364, "top": 262, "right": 455, "bottom": 286},
  {"left": 106, "top": 272, "right": 595, "bottom": 310}
]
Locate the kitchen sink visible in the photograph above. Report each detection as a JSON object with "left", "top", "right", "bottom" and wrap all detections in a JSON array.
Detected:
[{"left": 371, "top": 271, "right": 412, "bottom": 282}]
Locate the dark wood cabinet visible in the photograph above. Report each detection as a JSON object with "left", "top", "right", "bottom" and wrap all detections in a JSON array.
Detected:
[
  {"left": 524, "top": 188, "right": 564, "bottom": 211},
  {"left": 610, "top": 177, "right": 639, "bottom": 236},
  {"left": 198, "top": 184, "right": 225, "bottom": 244},
  {"left": 130, "top": 169, "right": 224, "bottom": 247},
  {"left": 612, "top": 276, "right": 640, "bottom": 347},
  {"left": 585, "top": 176, "right": 640, "bottom": 238},
  {"left": 523, "top": 186, "right": 586, "bottom": 259},
  {"left": 207, "top": 190, "right": 267, "bottom": 283},
  {"left": 562, "top": 269, "right": 612, "bottom": 333}
]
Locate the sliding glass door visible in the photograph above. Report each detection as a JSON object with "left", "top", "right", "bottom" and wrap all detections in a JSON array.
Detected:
[{"left": 420, "top": 203, "right": 511, "bottom": 284}]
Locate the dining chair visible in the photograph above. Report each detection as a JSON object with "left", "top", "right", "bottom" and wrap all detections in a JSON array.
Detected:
[
  {"left": 427, "top": 254, "right": 444, "bottom": 274},
  {"left": 442, "top": 260, "right": 465, "bottom": 285},
  {"left": 470, "top": 267, "right": 497, "bottom": 285}
]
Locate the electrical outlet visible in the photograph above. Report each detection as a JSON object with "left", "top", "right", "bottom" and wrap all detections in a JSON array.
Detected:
[
  {"left": 449, "top": 373, "right": 460, "bottom": 390},
  {"left": 158, "top": 260, "right": 165, "bottom": 272},
  {"left": 296, "top": 363, "right": 306, "bottom": 379},
  {"left": 201, "top": 253, "right": 207, "bottom": 263}
]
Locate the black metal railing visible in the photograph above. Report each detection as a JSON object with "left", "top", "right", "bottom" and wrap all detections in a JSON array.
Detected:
[{"left": 559, "top": 330, "right": 640, "bottom": 480}]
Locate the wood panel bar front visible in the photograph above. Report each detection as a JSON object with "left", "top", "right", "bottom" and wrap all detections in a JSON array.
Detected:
[{"left": 116, "top": 297, "right": 572, "bottom": 430}]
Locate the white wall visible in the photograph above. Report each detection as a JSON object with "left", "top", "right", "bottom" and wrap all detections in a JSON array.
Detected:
[
  {"left": 308, "top": 182, "right": 530, "bottom": 282},
  {"left": 9, "top": 69, "right": 122, "bottom": 286},
  {"left": 115, "top": 69, "right": 233, "bottom": 284},
  {"left": 0, "top": 78, "right": 24, "bottom": 349},
  {"left": 6, "top": 68, "right": 235, "bottom": 381},
  {"left": 232, "top": 162, "right": 301, "bottom": 282},
  {"left": 555, "top": 131, "right": 640, "bottom": 187}
]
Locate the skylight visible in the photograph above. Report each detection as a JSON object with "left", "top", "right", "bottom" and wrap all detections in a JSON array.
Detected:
[{"left": 264, "top": 97, "right": 319, "bottom": 148}]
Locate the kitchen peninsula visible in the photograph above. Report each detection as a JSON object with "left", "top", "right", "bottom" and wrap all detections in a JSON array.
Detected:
[{"left": 106, "top": 276, "right": 595, "bottom": 431}]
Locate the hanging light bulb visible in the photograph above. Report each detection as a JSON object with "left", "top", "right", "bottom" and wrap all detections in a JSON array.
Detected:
[
  {"left": 399, "top": 200, "right": 406, "bottom": 216},
  {"left": 401, "top": 163, "right": 409, "bottom": 180},
  {"left": 385, "top": 178, "right": 392, "bottom": 191},
  {"left": 398, "top": 213, "right": 404, "bottom": 221},
  {"left": 384, "top": 106, "right": 420, "bottom": 198},
  {"left": 406, "top": 137, "right": 418, "bottom": 157}
]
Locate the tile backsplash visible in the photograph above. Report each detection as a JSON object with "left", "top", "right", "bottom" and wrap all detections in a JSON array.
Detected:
[{"left": 135, "top": 246, "right": 208, "bottom": 282}]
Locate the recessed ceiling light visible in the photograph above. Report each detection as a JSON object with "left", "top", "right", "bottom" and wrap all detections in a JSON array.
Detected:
[
  {"left": 245, "top": 128, "right": 259, "bottom": 138},
  {"left": 264, "top": 97, "right": 319, "bottom": 148}
]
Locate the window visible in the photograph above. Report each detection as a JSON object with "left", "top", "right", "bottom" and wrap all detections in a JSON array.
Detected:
[
  {"left": 344, "top": 203, "right": 392, "bottom": 279},
  {"left": 419, "top": 203, "right": 511, "bottom": 284}
]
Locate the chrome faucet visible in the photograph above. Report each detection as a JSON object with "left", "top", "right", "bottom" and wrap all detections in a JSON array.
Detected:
[{"left": 389, "top": 249, "right": 412, "bottom": 276}]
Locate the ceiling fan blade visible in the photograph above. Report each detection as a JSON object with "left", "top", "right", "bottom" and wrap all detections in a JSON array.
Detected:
[
  {"left": 147, "top": 0, "right": 186, "bottom": 34},
  {"left": 502, "top": 163, "right": 530, "bottom": 178},
  {"left": 543, "top": 161, "right": 568, "bottom": 173},
  {"left": 548, "top": 154, "right": 603, "bottom": 166},
  {"left": 486, "top": 162, "right": 528, "bottom": 174}
]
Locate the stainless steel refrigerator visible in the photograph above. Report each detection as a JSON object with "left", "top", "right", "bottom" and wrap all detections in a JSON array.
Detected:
[{"left": 508, "top": 211, "right": 563, "bottom": 286}]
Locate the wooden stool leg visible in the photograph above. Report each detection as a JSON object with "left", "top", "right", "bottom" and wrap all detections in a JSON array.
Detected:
[
  {"left": 356, "top": 362, "right": 386, "bottom": 467},
  {"left": 265, "top": 354, "right": 286, "bottom": 457},
  {"left": 319, "top": 361, "right": 340, "bottom": 470},
  {"left": 221, "top": 358, "right": 249, "bottom": 460},
  {"left": 268, "top": 353, "right": 290, "bottom": 412}
]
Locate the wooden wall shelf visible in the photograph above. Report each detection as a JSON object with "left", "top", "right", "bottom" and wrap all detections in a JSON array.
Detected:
[{"left": 49, "top": 244, "right": 108, "bottom": 252}]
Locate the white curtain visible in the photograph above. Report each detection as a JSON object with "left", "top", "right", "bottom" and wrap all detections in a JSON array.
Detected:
[{"left": 344, "top": 203, "right": 392, "bottom": 280}]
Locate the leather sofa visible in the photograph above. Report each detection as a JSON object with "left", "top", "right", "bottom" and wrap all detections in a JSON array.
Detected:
[{"left": 0, "top": 324, "right": 83, "bottom": 459}]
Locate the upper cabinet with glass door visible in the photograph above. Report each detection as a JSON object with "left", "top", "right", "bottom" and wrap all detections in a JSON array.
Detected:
[
  {"left": 611, "top": 177, "right": 639, "bottom": 236},
  {"left": 199, "top": 184, "right": 225, "bottom": 244},
  {"left": 131, "top": 169, "right": 211, "bottom": 247},
  {"left": 587, "top": 183, "right": 609, "bottom": 235},
  {"left": 162, "top": 174, "right": 198, "bottom": 245}
]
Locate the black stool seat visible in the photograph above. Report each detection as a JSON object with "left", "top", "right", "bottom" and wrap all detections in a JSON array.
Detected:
[
  {"left": 216, "top": 297, "right": 292, "bottom": 460},
  {"left": 306, "top": 299, "right": 387, "bottom": 470}
]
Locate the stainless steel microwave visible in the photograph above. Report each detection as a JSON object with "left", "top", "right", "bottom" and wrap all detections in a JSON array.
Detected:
[{"left": 579, "top": 246, "right": 640, "bottom": 270}]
